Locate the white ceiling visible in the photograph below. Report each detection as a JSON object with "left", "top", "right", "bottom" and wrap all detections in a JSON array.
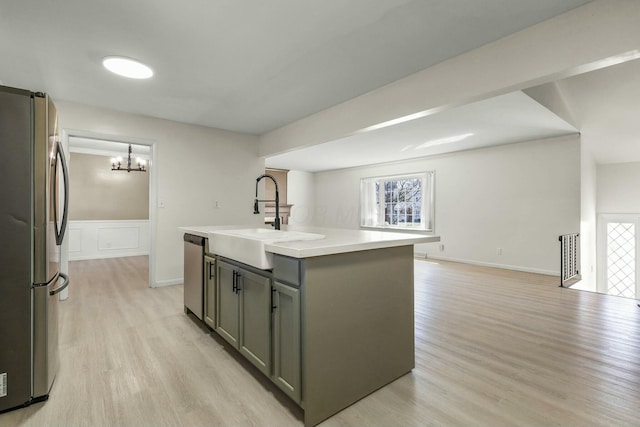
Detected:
[
  {"left": 0, "top": 0, "right": 591, "bottom": 136},
  {"left": 7, "top": 0, "right": 635, "bottom": 173},
  {"left": 266, "top": 91, "right": 579, "bottom": 172},
  {"left": 268, "top": 56, "right": 640, "bottom": 172}
]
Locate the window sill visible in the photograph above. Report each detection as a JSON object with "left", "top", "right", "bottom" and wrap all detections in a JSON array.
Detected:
[{"left": 359, "top": 226, "right": 435, "bottom": 235}]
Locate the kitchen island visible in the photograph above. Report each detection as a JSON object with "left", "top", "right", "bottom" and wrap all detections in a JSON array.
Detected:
[{"left": 180, "top": 225, "right": 439, "bottom": 426}]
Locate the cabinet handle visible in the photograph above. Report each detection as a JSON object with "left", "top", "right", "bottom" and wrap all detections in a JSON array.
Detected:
[
  {"left": 271, "top": 287, "right": 277, "bottom": 312},
  {"left": 232, "top": 270, "right": 237, "bottom": 293},
  {"left": 235, "top": 272, "right": 242, "bottom": 293},
  {"left": 208, "top": 262, "right": 215, "bottom": 280}
]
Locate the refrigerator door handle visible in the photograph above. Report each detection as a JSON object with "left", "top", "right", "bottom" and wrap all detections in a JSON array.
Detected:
[
  {"left": 54, "top": 142, "right": 69, "bottom": 245},
  {"left": 49, "top": 272, "right": 69, "bottom": 296}
]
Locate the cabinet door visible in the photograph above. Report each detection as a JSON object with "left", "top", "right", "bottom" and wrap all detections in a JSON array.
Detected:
[
  {"left": 203, "top": 256, "right": 216, "bottom": 329},
  {"left": 272, "top": 281, "right": 301, "bottom": 403},
  {"left": 216, "top": 260, "right": 239, "bottom": 346},
  {"left": 238, "top": 268, "right": 272, "bottom": 376}
]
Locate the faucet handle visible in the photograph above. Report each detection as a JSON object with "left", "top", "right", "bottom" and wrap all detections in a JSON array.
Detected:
[{"left": 253, "top": 198, "right": 260, "bottom": 214}]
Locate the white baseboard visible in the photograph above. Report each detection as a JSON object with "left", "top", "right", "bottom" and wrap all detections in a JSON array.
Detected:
[
  {"left": 415, "top": 250, "right": 559, "bottom": 277},
  {"left": 153, "top": 278, "right": 183, "bottom": 288},
  {"left": 70, "top": 251, "right": 149, "bottom": 261}
]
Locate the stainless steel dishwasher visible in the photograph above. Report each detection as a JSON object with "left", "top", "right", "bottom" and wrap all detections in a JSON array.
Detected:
[{"left": 183, "top": 233, "right": 204, "bottom": 320}]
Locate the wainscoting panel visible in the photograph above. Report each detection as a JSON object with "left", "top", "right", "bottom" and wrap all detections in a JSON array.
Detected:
[
  {"left": 69, "top": 220, "right": 150, "bottom": 261},
  {"left": 98, "top": 226, "right": 140, "bottom": 250}
]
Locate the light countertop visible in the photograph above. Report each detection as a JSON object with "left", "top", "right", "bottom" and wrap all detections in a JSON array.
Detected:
[
  {"left": 179, "top": 225, "right": 250, "bottom": 238},
  {"left": 180, "top": 224, "right": 440, "bottom": 258}
]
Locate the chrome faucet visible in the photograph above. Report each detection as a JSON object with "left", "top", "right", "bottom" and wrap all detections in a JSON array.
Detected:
[{"left": 254, "top": 174, "right": 280, "bottom": 230}]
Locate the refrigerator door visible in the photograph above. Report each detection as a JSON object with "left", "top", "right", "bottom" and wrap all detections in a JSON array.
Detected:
[
  {"left": 33, "top": 94, "right": 67, "bottom": 285},
  {"left": 32, "top": 93, "right": 67, "bottom": 400},
  {"left": 33, "top": 94, "right": 54, "bottom": 285},
  {"left": 32, "top": 272, "right": 68, "bottom": 398},
  {"left": 0, "top": 86, "right": 33, "bottom": 411}
]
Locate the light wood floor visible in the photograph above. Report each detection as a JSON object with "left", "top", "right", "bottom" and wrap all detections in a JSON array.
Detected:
[{"left": 1, "top": 256, "right": 639, "bottom": 427}]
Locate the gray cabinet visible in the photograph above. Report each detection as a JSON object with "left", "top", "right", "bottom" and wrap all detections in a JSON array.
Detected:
[
  {"left": 238, "top": 269, "right": 272, "bottom": 375},
  {"left": 272, "top": 281, "right": 301, "bottom": 403},
  {"left": 209, "top": 247, "right": 415, "bottom": 427},
  {"left": 216, "top": 260, "right": 239, "bottom": 345},
  {"left": 203, "top": 255, "right": 216, "bottom": 329},
  {"left": 216, "top": 260, "right": 271, "bottom": 376}
]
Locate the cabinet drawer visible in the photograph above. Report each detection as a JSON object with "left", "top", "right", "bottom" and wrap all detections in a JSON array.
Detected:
[{"left": 273, "top": 254, "right": 301, "bottom": 287}]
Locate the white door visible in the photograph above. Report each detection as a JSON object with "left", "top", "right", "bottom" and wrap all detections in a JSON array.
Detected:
[{"left": 597, "top": 214, "right": 640, "bottom": 298}]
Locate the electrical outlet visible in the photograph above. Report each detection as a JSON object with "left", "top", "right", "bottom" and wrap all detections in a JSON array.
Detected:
[
  {"left": 439, "top": 244, "right": 445, "bottom": 252},
  {"left": 158, "top": 199, "right": 166, "bottom": 208},
  {"left": 213, "top": 200, "right": 220, "bottom": 209},
  {"left": 496, "top": 247, "right": 502, "bottom": 255}
]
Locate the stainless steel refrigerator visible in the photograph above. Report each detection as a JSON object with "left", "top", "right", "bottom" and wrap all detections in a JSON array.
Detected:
[{"left": 0, "top": 85, "right": 69, "bottom": 412}]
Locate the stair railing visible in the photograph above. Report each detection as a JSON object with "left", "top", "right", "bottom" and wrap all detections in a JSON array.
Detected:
[{"left": 559, "top": 233, "right": 581, "bottom": 287}]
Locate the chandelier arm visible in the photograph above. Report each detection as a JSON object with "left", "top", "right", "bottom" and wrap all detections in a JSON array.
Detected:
[{"left": 111, "top": 144, "right": 146, "bottom": 172}]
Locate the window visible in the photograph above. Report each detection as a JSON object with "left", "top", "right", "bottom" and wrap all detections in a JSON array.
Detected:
[{"left": 360, "top": 172, "right": 434, "bottom": 232}]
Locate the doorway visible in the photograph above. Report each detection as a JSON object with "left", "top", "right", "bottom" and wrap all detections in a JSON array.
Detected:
[
  {"left": 597, "top": 214, "right": 639, "bottom": 299},
  {"left": 60, "top": 130, "right": 157, "bottom": 292}
]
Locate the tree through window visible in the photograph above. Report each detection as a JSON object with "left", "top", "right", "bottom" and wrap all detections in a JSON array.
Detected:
[{"left": 361, "top": 172, "right": 434, "bottom": 231}]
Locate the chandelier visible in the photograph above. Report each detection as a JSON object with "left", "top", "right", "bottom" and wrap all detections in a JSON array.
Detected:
[{"left": 111, "top": 144, "right": 146, "bottom": 172}]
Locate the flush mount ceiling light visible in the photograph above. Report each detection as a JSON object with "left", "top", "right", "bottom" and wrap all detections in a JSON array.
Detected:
[{"left": 102, "top": 56, "right": 153, "bottom": 79}]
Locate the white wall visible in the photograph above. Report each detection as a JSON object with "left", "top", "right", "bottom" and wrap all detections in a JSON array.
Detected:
[
  {"left": 257, "top": 0, "right": 640, "bottom": 285},
  {"left": 313, "top": 136, "right": 581, "bottom": 275},
  {"left": 592, "top": 161, "right": 640, "bottom": 292},
  {"left": 57, "top": 101, "right": 264, "bottom": 286},
  {"left": 287, "top": 170, "right": 315, "bottom": 226},
  {"left": 577, "top": 146, "right": 598, "bottom": 291},
  {"left": 597, "top": 161, "right": 640, "bottom": 213}
]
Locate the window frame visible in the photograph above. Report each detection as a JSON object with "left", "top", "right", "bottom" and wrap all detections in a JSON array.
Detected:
[{"left": 359, "top": 171, "right": 435, "bottom": 233}]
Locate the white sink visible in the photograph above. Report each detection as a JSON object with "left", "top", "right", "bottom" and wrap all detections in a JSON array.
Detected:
[{"left": 208, "top": 228, "right": 325, "bottom": 269}]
